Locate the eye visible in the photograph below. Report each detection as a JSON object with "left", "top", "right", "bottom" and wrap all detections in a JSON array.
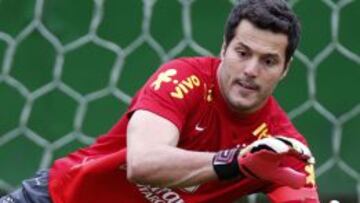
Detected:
[
  {"left": 264, "top": 57, "right": 277, "bottom": 66},
  {"left": 236, "top": 49, "right": 248, "bottom": 57},
  {"left": 239, "top": 51, "right": 247, "bottom": 56}
]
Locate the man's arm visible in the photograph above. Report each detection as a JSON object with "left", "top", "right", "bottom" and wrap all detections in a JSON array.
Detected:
[
  {"left": 126, "top": 110, "right": 314, "bottom": 189},
  {"left": 126, "top": 110, "right": 217, "bottom": 188}
]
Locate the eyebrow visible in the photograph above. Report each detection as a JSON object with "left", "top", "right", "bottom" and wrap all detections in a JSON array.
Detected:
[
  {"left": 236, "top": 42, "right": 250, "bottom": 50},
  {"left": 263, "top": 53, "right": 280, "bottom": 60},
  {"left": 236, "top": 42, "right": 281, "bottom": 58}
]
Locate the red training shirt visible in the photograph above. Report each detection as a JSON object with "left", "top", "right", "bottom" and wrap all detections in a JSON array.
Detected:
[{"left": 49, "top": 57, "right": 318, "bottom": 203}]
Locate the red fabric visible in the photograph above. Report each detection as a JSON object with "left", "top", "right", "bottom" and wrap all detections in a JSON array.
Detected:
[
  {"left": 49, "top": 149, "right": 146, "bottom": 203},
  {"left": 267, "top": 186, "right": 320, "bottom": 203},
  {"left": 49, "top": 57, "right": 317, "bottom": 203}
]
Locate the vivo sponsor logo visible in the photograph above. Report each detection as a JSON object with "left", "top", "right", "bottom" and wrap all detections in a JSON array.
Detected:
[{"left": 137, "top": 184, "right": 184, "bottom": 203}]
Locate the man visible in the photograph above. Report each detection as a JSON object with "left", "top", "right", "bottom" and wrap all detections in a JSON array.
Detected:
[{"left": 1, "top": 0, "right": 320, "bottom": 202}]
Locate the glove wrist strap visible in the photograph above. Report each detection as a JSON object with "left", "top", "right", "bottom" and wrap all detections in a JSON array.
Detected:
[{"left": 212, "top": 148, "right": 244, "bottom": 180}]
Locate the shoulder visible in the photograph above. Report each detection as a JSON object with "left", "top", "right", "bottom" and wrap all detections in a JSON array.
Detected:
[
  {"left": 158, "top": 57, "right": 219, "bottom": 78},
  {"left": 145, "top": 57, "right": 219, "bottom": 99},
  {"left": 127, "top": 57, "right": 220, "bottom": 130}
]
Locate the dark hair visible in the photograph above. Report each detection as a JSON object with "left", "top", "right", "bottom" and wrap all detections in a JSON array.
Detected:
[{"left": 224, "top": 0, "right": 301, "bottom": 64}]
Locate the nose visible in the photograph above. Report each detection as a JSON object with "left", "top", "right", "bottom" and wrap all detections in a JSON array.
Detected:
[{"left": 243, "top": 59, "right": 259, "bottom": 78}]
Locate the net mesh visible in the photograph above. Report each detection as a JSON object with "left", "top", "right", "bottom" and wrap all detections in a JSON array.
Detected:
[{"left": 0, "top": 0, "right": 359, "bottom": 202}]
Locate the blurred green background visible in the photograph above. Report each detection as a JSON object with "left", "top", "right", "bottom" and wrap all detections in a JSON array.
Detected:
[{"left": 0, "top": 0, "right": 359, "bottom": 202}]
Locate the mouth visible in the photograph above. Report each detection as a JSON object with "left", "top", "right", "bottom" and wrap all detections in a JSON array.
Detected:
[{"left": 235, "top": 79, "right": 259, "bottom": 91}]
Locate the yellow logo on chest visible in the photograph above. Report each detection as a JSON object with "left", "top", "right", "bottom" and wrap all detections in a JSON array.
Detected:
[
  {"left": 252, "top": 122, "right": 270, "bottom": 139},
  {"left": 305, "top": 164, "right": 316, "bottom": 186}
]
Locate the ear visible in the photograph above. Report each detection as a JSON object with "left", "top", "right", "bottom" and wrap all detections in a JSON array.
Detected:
[
  {"left": 280, "top": 57, "right": 292, "bottom": 80},
  {"left": 220, "top": 41, "right": 226, "bottom": 60}
]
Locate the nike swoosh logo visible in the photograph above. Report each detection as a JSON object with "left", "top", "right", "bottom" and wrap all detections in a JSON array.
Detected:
[
  {"left": 181, "top": 185, "right": 200, "bottom": 193},
  {"left": 195, "top": 124, "right": 205, "bottom": 131}
]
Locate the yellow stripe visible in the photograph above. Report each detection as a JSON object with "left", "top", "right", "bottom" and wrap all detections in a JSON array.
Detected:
[
  {"left": 258, "top": 129, "right": 269, "bottom": 139},
  {"left": 252, "top": 122, "right": 267, "bottom": 136}
]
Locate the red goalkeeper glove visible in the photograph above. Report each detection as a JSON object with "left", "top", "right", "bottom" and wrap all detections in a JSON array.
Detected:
[{"left": 213, "top": 136, "right": 315, "bottom": 189}]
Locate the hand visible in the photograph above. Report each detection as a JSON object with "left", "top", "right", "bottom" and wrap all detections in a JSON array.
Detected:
[
  {"left": 240, "top": 136, "right": 315, "bottom": 164},
  {"left": 237, "top": 136, "right": 315, "bottom": 189}
]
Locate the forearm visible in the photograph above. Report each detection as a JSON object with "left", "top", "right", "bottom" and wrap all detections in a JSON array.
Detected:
[
  {"left": 127, "top": 145, "right": 216, "bottom": 188},
  {"left": 126, "top": 111, "right": 315, "bottom": 189}
]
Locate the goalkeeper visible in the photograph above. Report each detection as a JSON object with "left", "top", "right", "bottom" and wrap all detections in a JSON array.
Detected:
[{"left": 1, "top": 0, "right": 319, "bottom": 202}]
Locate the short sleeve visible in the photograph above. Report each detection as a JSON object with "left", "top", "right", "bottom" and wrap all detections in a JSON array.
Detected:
[{"left": 128, "top": 58, "right": 206, "bottom": 131}]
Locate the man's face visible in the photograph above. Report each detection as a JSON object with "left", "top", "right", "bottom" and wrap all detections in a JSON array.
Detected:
[{"left": 218, "top": 20, "right": 289, "bottom": 114}]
